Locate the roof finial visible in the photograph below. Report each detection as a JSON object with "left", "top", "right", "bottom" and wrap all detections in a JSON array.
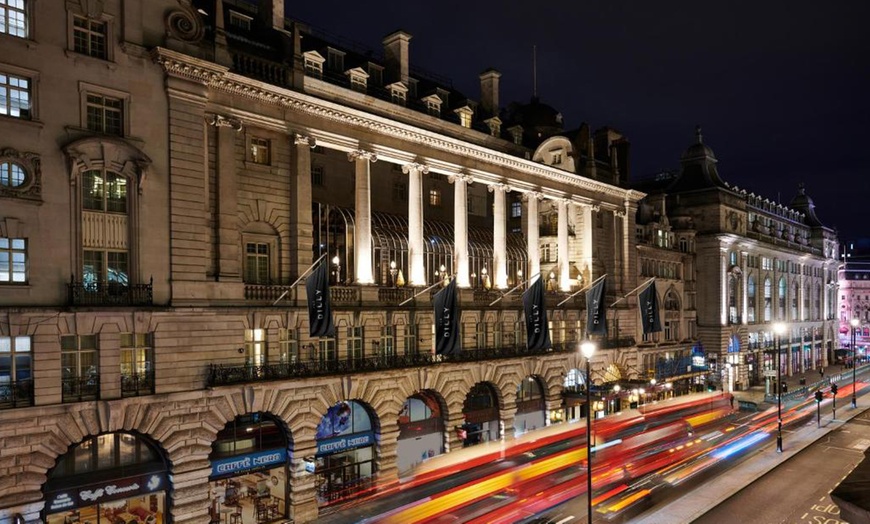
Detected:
[
  {"left": 798, "top": 182, "right": 806, "bottom": 195},
  {"left": 695, "top": 125, "right": 703, "bottom": 144}
]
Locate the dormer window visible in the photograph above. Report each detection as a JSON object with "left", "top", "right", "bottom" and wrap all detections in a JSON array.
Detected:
[
  {"left": 484, "top": 117, "right": 501, "bottom": 137},
  {"left": 326, "top": 48, "right": 345, "bottom": 73},
  {"left": 345, "top": 67, "right": 369, "bottom": 93},
  {"left": 387, "top": 82, "right": 407, "bottom": 106},
  {"left": 303, "top": 51, "right": 325, "bottom": 79},
  {"left": 436, "top": 88, "right": 450, "bottom": 109},
  {"left": 421, "top": 94, "right": 442, "bottom": 116},
  {"left": 508, "top": 125, "right": 523, "bottom": 145},
  {"left": 228, "top": 10, "right": 252, "bottom": 30},
  {"left": 454, "top": 106, "right": 473, "bottom": 129},
  {"left": 550, "top": 149, "right": 563, "bottom": 165}
]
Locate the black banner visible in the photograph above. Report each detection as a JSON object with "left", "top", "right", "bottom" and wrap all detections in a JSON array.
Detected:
[
  {"left": 639, "top": 280, "right": 662, "bottom": 334},
  {"left": 434, "top": 278, "right": 460, "bottom": 355},
  {"left": 586, "top": 277, "right": 607, "bottom": 335},
  {"left": 523, "top": 277, "right": 551, "bottom": 350},
  {"left": 306, "top": 261, "right": 335, "bottom": 337}
]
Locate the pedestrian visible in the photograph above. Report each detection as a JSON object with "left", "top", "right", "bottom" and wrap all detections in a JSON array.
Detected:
[
  {"left": 729, "top": 393, "right": 735, "bottom": 410},
  {"left": 820, "top": 367, "right": 824, "bottom": 378}
]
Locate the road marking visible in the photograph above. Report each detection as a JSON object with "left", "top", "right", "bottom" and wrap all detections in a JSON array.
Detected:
[
  {"left": 554, "top": 517, "right": 575, "bottom": 524},
  {"left": 850, "top": 437, "right": 870, "bottom": 450}
]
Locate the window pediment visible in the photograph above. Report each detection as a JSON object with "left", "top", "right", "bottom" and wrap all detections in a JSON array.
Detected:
[{"left": 64, "top": 136, "right": 151, "bottom": 193}]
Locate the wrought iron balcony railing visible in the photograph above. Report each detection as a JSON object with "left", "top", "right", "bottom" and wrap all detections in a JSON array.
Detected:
[
  {"left": 68, "top": 277, "right": 153, "bottom": 307},
  {"left": 0, "top": 379, "right": 34, "bottom": 409},
  {"left": 207, "top": 343, "right": 573, "bottom": 387},
  {"left": 121, "top": 372, "right": 154, "bottom": 397},
  {"left": 62, "top": 375, "right": 99, "bottom": 403}
]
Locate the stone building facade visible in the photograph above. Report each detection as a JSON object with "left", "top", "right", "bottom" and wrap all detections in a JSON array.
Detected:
[{"left": 0, "top": 1, "right": 657, "bottom": 523}]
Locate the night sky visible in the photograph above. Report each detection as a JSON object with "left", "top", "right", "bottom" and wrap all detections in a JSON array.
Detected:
[{"left": 287, "top": 1, "right": 869, "bottom": 241}]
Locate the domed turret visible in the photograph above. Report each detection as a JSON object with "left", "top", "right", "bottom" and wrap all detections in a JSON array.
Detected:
[
  {"left": 502, "top": 96, "right": 564, "bottom": 147},
  {"left": 789, "top": 183, "right": 825, "bottom": 227},
  {"left": 667, "top": 126, "right": 728, "bottom": 193}
]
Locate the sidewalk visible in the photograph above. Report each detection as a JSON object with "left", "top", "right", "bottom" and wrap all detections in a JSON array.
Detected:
[
  {"left": 732, "top": 364, "right": 852, "bottom": 408},
  {"left": 633, "top": 367, "right": 869, "bottom": 524}
]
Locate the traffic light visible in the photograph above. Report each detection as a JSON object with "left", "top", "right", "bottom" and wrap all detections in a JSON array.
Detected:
[
  {"left": 815, "top": 390, "right": 823, "bottom": 402},
  {"left": 831, "top": 383, "right": 839, "bottom": 396}
]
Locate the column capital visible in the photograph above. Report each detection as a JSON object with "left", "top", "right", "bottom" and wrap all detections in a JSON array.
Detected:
[
  {"left": 347, "top": 149, "right": 378, "bottom": 163},
  {"left": 522, "top": 191, "right": 545, "bottom": 202},
  {"left": 487, "top": 182, "right": 511, "bottom": 193},
  {"left": 614, "top": 209, "right": 626, "bottom": 218},
  {"left": 293, "top": 133, "right": 317, "bottom": 148},
  {"left": 447, "top": 173, "right": 473, "bottom": 184},
  {"left": 205, "top": 113, "right": 242, "bottom": 131},
  {"left": 402, "top": 162, "right": 429, "bottom": 175}
]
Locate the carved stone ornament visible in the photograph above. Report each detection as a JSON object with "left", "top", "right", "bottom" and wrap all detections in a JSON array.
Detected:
[
  {"left": 294, "top": 134, "right": 317, "bottom": 148},
  {"left": 205, "top": 113, "right": 243, "bottom": 131},
  {"left": 447, "top": 173, "right": 473, "bottom": 184},
  {"left": 347, "top": 150, "right": 377, "bottom": 163},
  {"left": 0, "top": 147, "right": 42, "bottom": 203},
  {"left": 402, "top": 163, "right": 429, "bottom": 175},
  {"left": 165, "top": 0, "right": 205, "bottom": 44}
]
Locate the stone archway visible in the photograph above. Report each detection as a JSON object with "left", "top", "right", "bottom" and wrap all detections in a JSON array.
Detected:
[
  {"left": 461, "top": 382, "right": 501, "bottom": 447},
  {"left": 514, "top": 375, "right": 546, "bottom": 437},
  {"left": 396, "top": 390, "right": 447, "bottom": 477}
]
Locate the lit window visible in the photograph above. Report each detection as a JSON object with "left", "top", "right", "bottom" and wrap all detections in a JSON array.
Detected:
[
  {"left": 80, "top": 169, "right": 129, "bottom": 288},
  {"left": 0, "top": 237, "right": 26, "bottom": 283},
  {"left": 60, "top": 334, "right": 99, "bottom": 403},
  {"left": 73, "top": 15, "right": 108, "bottom": 59},
  {"left": 429, "top": 189, "right": 441, "bottom": 207},
  {"left": 0, "top": 72, "right": 31, "bottom": 119},
  {"left": 250, "top": 137, "right": 270, "bottom": 165},
  {"left": 0, "top": 162, "right": 25, "bottom": 187},
  {"left": 511, "top": 201, "right": 522, "bottom": 218},
  {"left": 120, "top": 333, "right": 153, "bottom": 397},
  {"left": 86, "top": 93, "right": 123, "bottom": 135},
  {"left": 245, "top": 329, "right": 266, "bottom": 366},
  {"left": 0, "top": 0, "right": 27, "bottom": 38},
  {"left": 454, "top": 107, "right": 473, "bottom": 128},
  {"left": 0, "top": 335, "right": 32, "bottom": 388}
]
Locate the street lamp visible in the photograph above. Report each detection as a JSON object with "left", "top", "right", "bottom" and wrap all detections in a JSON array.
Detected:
[
  {"left": 389, "top": 260, "right": 398, "bottom": 287},
  {"left": 773, "top": 322, "right": 787, "bottom": 452},
  {"left": 851, "top": 318, "right": 860, "bottom": 409},
  {"left": 580, "top": 341, "right": 597, "bottom": 524},
  {"left": 332, "top": 254, "right": 341, "bottom": 285}
]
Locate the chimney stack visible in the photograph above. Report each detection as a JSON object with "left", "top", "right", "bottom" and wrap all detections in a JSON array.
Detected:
[
  {"left": 260, "top": 0, "right": 285, "bottom": 31},
  {"left": 383, "top": 30, "right": 412, "bottom": 85},
  {"left": 479, "top": 69, "right": 501, "bottom": 118}
]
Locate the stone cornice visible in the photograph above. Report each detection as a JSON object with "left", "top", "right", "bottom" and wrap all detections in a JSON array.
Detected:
[{"left": 152, "top": 47, "right": 645, "bottom": 204}]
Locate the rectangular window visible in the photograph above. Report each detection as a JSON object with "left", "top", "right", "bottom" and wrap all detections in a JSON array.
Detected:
[
  {"left": 511, "top": 201, "right": 522, "bottom": 218},
  {"left": 278, "top": 328, "right": 298, "bottom": 364},
  {"left": 429, "top": 189, "right": 441, "bottom": 207},
  {"left": 0, "top": 335, "right": 32, "bottom": 408},
  {"left": 347, "top": 326, "right": 363, "bottom": 361},
  {"left": 459, "top": 112, "right": 472, "bottom": 128},
  {"left": 0, "top": 72, "right": 30, "bottom": 119},
  {"left": 244, "top": 242, "right": 270, "bottom": 284},
  {"left": 86, "top": 93, "right": 123, "bottom": 135},
  {"left": 228, "top": 11, "right": 252, "bottom": 30},
  {"left": 61, "top": 334, "right": 99, "bottom": 402},
  {"left": 392, "top": 181, "right": 406, "bottom": 202},
  {"left": 391, "top": 89, "right": 406, "bottom": 106},
  {"left": 380, "top": 326, "right": 395, "bottom": 358},
  {"left": 311, "top": 165, "right": 324, "bottom": 186},
  {"left": 350, "top": 74, "right": 366, "bottom": 92},
  {"left": 0, "top": 237, "right": 26, "bottom": 283},
  {"left": 120, "top": 333, "right": 153, "bottom": 397},
  {"left": 250, "top": 137, "right": 270, "bottom": 165},
  {"left": 0, "top": 0, "right": 27, "bottom": 37},
  {"left": 304, "top": 59, "right": 323, "bottom": 79},
  {"left": 73, "top": 15, "right": 108, "bottom": 59},
  {"left": 245, "top": 329, "right": 265, "bottom": 367}
]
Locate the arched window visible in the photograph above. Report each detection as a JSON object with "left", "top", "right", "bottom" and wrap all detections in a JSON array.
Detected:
[
  {"left": 728, "top": 274, "right": 740, "bottom": 324},
  {"left": 814, "top": 284, "right": 822, "bottom": 320},
  {"left": 803, "top": 283, "right": 810, "bottom": 320},
  {"left": 778, "top": 277, "right": 787, "bottom": 320},
  {"left": 764, "top": 277, "right": 772, "bottom": 321},
  {"left": 791, "top": 281, "right": 799, "bottom": 320}
]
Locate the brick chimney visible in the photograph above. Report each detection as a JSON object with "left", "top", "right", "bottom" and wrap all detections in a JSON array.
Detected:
[
  {"left": 479, "top": 69, "right": 501, "bottom": 118},
  {"left": 260, "top": 0, "right": 284, "bottom": 31},
  {"left": 383, "top": 30, "right": 412, "bottom": 85}
]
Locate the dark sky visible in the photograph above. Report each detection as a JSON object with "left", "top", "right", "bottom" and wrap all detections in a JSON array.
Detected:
[{"left": 287, "top": 1, "right": 869, "bottom": 241}]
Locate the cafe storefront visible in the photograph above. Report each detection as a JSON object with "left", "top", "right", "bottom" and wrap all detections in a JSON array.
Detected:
[{"left": 314, "top": 400, "right": 378, "bottom": 506}]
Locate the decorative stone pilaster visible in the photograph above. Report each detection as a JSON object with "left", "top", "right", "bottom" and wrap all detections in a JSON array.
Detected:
[
  {"left": 207, "top": 113, "right": 243, "bottom": 281},
  {"left": 348, "top": 149, "right": 378, "bottom": 285},
  {"left": 291, "top": 134, "right": 316, "bottom": 280},
  {"left": 402, "top": 163, "right": 429, "bottom": 287},
  {"left": 489, "top": 183, "right": 511, "bottom": 289},
  {"left": 448, "top": 173, "right": 474, "bottom": 288}
]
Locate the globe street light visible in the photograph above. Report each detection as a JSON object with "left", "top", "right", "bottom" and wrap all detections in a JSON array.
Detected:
[
  {"left": 851, "top": 318, "right": 860, "bottom": 409},
  {"left": 773, "top": 322, "right": 787, "bottom": 452},
  {"left": 580, "top": 341, "right": 597, "bottom": 524}
]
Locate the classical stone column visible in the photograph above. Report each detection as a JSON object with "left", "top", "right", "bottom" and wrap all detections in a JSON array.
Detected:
[
  {"left": 403, "top": 162, "right": 429, "bottom": 286},
  {"left": 489, "top": 183, "right": 510, "bottom": 289},
  {"left": 348, "top": 149, "right": 377, "bottom": 284},
  {"left": 720, "top": 249, "right": 728, "bottom": 325},
  {"left": 741, "top": 251, "right": 749, "bottom": 324},
  {"left": 291, "top": 134, "right": 316, "bottom": 281},
  {"left": 523, "top": 192, "right": 544, "bottom": 280},
  {"left": 449, "top": 173, "right": 473, "bottom": 288},
  {"left": 210, "top": 114, "right": 243, "bottom": 281},
  {"left": 621, "top": 201, "right": 634, "bottom": 295},
  {"left": 558, "top": 199, "right": 570, "bottom": 291},
  {"left": 799, "top": 263, "right": 806, "bottom": 321},
  {"left": 579, "top": 203, "right": 594, "bottom": 286}
]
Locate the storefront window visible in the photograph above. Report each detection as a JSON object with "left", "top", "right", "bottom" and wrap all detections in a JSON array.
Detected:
[
  {"left": 44, "top": 433, "right": 168, "bottom": 524},
  {"left": 208, "top": 413, "right": 291, "bottom": 524},
  {"left": 397, "top": 393, "right": 444, "bottom": 476},
  {"left": 315, "top": 400, "right": 378, "bottom": 506}
]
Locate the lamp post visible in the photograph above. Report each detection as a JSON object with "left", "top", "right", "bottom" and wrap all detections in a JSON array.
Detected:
[
  {"left": 389, "top": 260, "right": 397, "bottom": 287},
  {"left": 581, "top": 341, "right": 597, "bottom": 524},
  {"left": 773, "top": 322, "right": 786, "bottom": 452},
  {"left": 332, "top": 254, "right": 341, "bottom": 285},
  {"left": 852, "top": 318, "right": 860, "bottom": 409}
]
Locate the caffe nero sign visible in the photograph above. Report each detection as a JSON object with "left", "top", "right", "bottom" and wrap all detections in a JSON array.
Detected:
[
  {"left": 211, "top": 448, "right": 287, "bottom": 478},
  {"left": 46, "top": 473, "right": 167, "bottom": 513},
  {"left": 315, "top": 431, "right": 374, "bottom": 457}
]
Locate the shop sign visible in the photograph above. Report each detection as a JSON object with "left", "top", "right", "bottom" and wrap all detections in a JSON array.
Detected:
[
  {"left": 46, "top": 473, "right": 167, "bottom": 513},
  {"left": 211, "top": 448, "right": 287, "bottom": 477},
  {"left": 315, "top": 431, "right": 374, "bottom": 456}
]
